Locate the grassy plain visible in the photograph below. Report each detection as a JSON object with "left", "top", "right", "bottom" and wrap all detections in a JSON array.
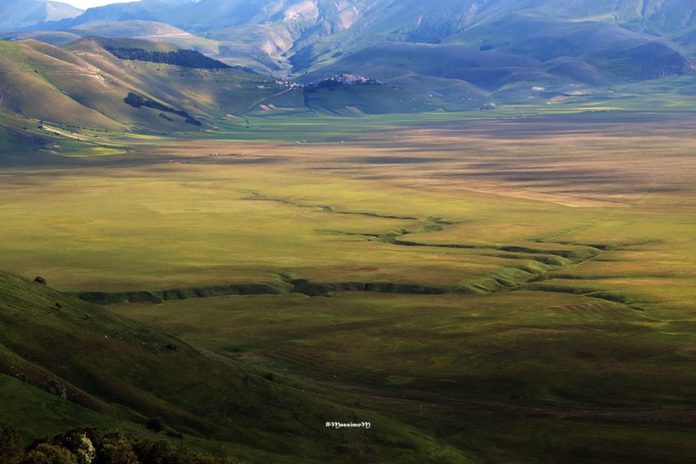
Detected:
[{"left": 3, "top": 110, "right": 696, "bottom": 462}]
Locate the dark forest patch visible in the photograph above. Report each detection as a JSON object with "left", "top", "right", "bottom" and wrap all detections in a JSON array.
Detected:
[{"left": 124, "top": 93, "right": 201, "bottom": 127}]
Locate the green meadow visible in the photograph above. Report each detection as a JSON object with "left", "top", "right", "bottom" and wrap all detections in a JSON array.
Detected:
[{"left": 3, "top": 110, "right": 696, "bottom": 462}]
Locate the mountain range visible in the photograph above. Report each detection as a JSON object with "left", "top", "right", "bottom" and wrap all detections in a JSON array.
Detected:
[
  {"left": 16, "top": 0, "right": 696, "bottom": 76},
  {"left": 0, "top": 0, "right": 82, "bottom": 32},
  {"left": 1, "top": 0, "right": 696, "bottom": 133}
]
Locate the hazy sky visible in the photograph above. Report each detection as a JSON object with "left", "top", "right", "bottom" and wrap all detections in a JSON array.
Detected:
[{"left": 63, "top": 0, "right": 139, "bottom": 9}]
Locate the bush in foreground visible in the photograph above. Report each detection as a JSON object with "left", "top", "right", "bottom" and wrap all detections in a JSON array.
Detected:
[{"left": 0, "top": 424, "right": 237, "bottom": 464}]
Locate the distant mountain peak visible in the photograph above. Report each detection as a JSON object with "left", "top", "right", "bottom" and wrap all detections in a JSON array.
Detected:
[{"left": 0, "top": 0, "right": 83, "bottom": 32}]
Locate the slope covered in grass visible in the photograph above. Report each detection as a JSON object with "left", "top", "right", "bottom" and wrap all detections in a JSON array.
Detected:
[
  {"left": 0, "top": 270, "right": 472, "bottom": 463},
  {"left": 0, "top": 38, "right": 308, "bottom": 136}
]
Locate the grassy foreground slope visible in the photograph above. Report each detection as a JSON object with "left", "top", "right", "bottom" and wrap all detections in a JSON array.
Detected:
[{"left": 0, "top": 271, "right": 469, "bottom": 463}]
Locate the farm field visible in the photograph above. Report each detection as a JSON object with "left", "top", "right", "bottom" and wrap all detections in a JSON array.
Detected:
[{"left": 3, "top": 110, "right": 696, "bottom": 462}]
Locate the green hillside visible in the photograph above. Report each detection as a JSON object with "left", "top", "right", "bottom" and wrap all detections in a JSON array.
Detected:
[
  {"left": 0, "top": 38, "right": 307, "bottom": 131},
  {"left": 0, "top": 270, "right": 467, "bottom": 463},
  {"left": 0, "top": 37, "right": 301, "bottom": 154},
  {"left": 0, "top": 36, "right": 493, "bottom": 150}
]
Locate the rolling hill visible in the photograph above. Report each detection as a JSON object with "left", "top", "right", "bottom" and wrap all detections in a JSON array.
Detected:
[
  {"left": 0, "top": 35, "right": 496, "bottom": 150},
  {"left": 0, "top": 37, "right": 306, "bottom": 136}
]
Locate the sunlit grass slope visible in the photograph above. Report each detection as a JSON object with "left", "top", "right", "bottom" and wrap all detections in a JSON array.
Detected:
[{"left": 0, "top": 38, "right": 304, "bottom": 137}]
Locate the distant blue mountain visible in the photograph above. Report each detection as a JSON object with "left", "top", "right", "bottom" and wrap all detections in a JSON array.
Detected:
[
  {"left": 0, "top": 0, "right": 82, "bottom": 32},
  {"left": 6, "top": 0, "right": 696, "bottom": 103}
]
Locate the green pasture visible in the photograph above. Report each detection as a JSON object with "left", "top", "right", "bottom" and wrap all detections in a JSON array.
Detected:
[{"left": 3, "top": 111, "right": 696, "bottom": 462}]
